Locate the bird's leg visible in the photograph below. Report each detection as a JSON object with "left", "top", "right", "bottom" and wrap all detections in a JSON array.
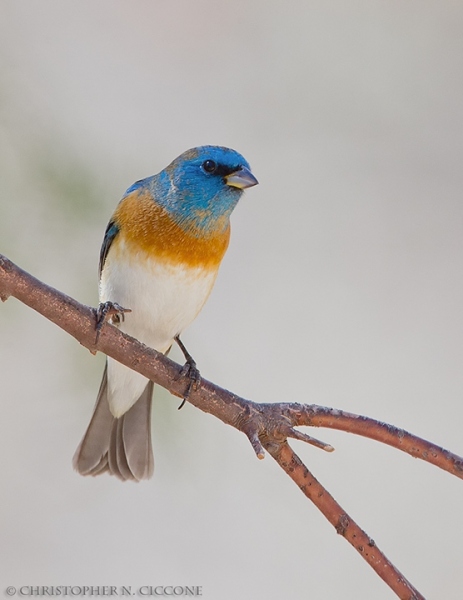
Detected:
[
  {"left": 175, "top": 334, "right": 201, "bottom": 409},
  {"left": 95, "top": 301, "right": 132, "bottom": 342}
]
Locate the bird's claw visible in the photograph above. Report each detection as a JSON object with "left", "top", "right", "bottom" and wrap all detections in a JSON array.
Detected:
[
  {"left": 178, "top": 359, "right": 201, "bottom": 409},
  {"left": 174, "top": 334, "right": 201, "bottom": 409},
  {"left": 95, "top": 301, "right": 132, "bottom": 342},
  {"left": 180, "top": 359, "right": 201, "bottom": 387}
]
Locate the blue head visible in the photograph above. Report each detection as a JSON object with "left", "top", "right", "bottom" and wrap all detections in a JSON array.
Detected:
[{"left": 127, "top": 146, "right": 258, "bottom": 235}]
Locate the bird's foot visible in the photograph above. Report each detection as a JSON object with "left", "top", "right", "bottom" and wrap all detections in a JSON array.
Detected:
[
  {"left": 95, "top": 301, "right": 132, "bottom": 342},
  {"left": 178, "top": 359, "right": 201, "bottom": 409},
  {"left": 175, "top": 335, "right": 201, "bottom": 409}
]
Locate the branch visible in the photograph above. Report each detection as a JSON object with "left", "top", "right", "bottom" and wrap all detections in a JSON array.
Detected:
[
  {"left": 1, "top": 253, "right": 460, "bottom": 599},
  {"left": 267, "top": 441, "right": 424, "bottom": 600}
]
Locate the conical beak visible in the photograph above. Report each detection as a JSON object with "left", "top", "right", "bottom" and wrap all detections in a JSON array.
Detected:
[{"left": 225, "top": 166, "right": 259, "bottom": 189}]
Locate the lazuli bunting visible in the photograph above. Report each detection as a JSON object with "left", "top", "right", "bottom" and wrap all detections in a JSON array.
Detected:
[{"left": 73, "top": 146, "right": 258, "bottom": 481}]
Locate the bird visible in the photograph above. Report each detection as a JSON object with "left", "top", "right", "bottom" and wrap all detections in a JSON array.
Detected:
[{"left": 73, "top": 145, "right": 258, "bottom": 482}]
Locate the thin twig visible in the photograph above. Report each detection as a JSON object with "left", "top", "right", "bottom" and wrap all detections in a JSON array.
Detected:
[
  {"left": 271, "top": 403, "right": 463, "bottom": 480},
  {"left": 266, "top": 440, "right": 424, "bottom": 600}
]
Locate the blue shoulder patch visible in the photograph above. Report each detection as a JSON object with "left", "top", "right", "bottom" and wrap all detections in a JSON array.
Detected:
[{"left": 124, "top": 178, "right": 148, "bottom": 196}]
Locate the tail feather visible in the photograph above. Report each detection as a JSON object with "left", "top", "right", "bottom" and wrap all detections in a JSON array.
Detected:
[
  {"left": 73, "top": 364, "right": 113, "bottom": 475},
  {"left": 73, "top": 364, "right": 154, "bottom": 481},
  {"left": 120, "top": 380, "right": 154, "bottom": 479},
  {"left": 87, "top": 459, "right": 110, "bottom": 477},
  {"left": 108, "top": 417, "right": 133, "bottom": 480},
  {"left": 108, "top": 417, "right": 130, "bottom": 480}
]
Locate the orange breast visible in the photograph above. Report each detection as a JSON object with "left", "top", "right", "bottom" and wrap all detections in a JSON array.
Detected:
[{"left": 113, "top": 190, "right": 231, "bottom": 270}]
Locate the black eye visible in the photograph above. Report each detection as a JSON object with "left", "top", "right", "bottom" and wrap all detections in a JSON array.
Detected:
[{"left": 202, "top": 159, "right": 217, "bottom": 173}]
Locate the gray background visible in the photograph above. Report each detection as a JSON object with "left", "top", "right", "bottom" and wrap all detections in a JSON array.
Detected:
[{"left": 1, "top": 2, "right": 462, "bottom": 598}]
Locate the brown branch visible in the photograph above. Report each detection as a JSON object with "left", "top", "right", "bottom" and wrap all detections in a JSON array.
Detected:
[
  {"left": 266, "top": 441, "right": 425, "bottom": 600},
  {"left": 1, "top": 253, "right": 461, "bottom": 599},
  {"left": 266, "top": 403, "right": 463, "bottom": 480}
]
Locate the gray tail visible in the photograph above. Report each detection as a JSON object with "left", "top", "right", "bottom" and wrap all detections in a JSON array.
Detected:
[{"left": 73, "top": 363, "right": 154, "bottom": 481}]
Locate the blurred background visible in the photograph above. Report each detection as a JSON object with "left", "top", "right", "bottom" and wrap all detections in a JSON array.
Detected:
[{"left": 1, "top": 1, "right": 462, "bottom": 598}]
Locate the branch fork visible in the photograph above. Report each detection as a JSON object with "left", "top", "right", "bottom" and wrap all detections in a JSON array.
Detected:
[{"left": 235, "top": 404, "right": 334, "bottom": 460}]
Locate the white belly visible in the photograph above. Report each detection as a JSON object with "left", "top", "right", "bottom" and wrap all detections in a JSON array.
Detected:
[{"left": 100, "top": 249, "right": 218, "bottom": 416}]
